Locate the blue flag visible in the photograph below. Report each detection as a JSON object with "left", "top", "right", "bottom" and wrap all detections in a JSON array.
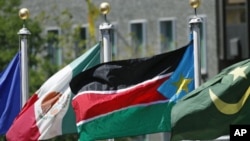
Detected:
[
  {"left": 0, "top": 52, "right": 21, "bottom": 135},
  {"left": 158, "top": 40, "right": 194, "bottom": 103}
]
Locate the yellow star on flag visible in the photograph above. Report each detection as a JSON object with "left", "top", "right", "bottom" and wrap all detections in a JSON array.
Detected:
[
  {"left": 173, "top": 74, "right": 192, "bottom": 94},
  {"left": 229, "top": 66, "right": 248, "bottom": 81}
]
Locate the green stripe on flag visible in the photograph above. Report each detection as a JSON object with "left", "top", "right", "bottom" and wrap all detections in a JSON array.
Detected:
[
  {"left": 70, "top": 43, "right": 100, "bottom": 76},
  {"left": 62, "top": 94, "right": 78, "bottom": 134},
  {"left": 78, "top": 101, "right": 174, "bottom": 141},
  {"left": 62, "top": 43, "right": 100, "bottom": 134}
]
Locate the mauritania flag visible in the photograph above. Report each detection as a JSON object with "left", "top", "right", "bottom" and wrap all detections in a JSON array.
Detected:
[
  {"left": 69, "top": 41, "right": 194, "bottom": 141},
  {"left": 0, "top": 52, "right": 20, "bottom": 135},
  {"left": 171, "top": 59, "right": 250, "bottom": 141},
  {"left": 6, "top": 43, "right": 100, "bottom": 141}
]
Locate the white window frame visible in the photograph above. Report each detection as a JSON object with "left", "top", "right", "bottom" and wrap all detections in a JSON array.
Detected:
[
  {"left": 110, "top": 22, "right": 118, "bottom": 57},
  {"left": 80, "top": 24, "right": 89, "bottom": 48},
  {"left": 46, "top": 27, "right": 62, "bottom": 66},
  {"left": 72, "top": 24, "right": 89, "bottom": 57},
  {"left": 46, "top": 27, "right": 61, "bottom": 35},
  {"left": 72, "top": 24, "right": 89, "bottom": 47},
  {"left": 158, "top": 17, "right": 177, "bottom": 52},
  {"left": 129, "top": 19, "right": 147, "bottom": 57}
]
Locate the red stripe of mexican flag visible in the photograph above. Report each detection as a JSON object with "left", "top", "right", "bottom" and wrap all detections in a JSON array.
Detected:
[{"left": 6, "top": 43, "right": 100, "bottom": 141}]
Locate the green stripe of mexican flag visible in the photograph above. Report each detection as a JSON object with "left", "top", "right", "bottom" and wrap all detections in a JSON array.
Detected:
[
  {"left": 61, "top": 43, "right": 101, "bottom": 134},
  {"left": 6, "top": 43, "right": 100, "bottom": 141}
]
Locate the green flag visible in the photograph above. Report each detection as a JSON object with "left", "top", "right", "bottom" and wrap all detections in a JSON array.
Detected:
[{"left": 171, "top": 59, "right": 250, "bottom": 141}]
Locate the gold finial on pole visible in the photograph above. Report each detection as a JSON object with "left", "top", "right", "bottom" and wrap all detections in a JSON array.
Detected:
[
  {"left": 189, "top": 0, "right": 200, "bottom": 15},
  {"left": 189, "top": 0, "right": 200, "bottom": 9},
  {"left": 100, "top": 2, "right": 110, "bottom": 15},
  {"left": 19, "top": 8, "right": 30, "bottom": 20},
  {"left": 99, "top": 2, "right": 110, "bottom": 22}
]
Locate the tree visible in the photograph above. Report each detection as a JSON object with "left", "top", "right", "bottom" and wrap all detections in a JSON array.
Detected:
[
  {"left": 0, "top": 0, "right": 25, "bottom": 70},
  {"left": 0, "top": 0, "right": 149, "bottom": 140},
  {"left": 0, "top": 0, "right": 47, "bottom": 139},
  {"left": 0, "top": 0, "right": 49, "bottom": 93}
]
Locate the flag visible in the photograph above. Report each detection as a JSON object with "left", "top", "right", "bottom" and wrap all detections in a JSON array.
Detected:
[
  {"left": 171, "top": 59, "right": 250, "bottom": 141},
  {"left": 0, "top": 52, "right": 21, "bottom": 135},
  {"left": 69, "top": 41, "right": 194, "bottom": 141},
  {"left": 6, "top": 43, "right": 100, "bottom": 141}
]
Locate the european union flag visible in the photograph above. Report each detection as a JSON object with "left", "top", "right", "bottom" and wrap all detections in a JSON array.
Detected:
[
  {"left": 158, "top": 41, "right": 194, "bottom": 103},
  {"left": 0, "top": 52, "right": 21, "bottom": 135}
]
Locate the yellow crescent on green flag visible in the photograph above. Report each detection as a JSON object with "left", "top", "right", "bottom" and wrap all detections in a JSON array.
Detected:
[{"left": 171, "top": 59, "right": 250, "bottom": 141}]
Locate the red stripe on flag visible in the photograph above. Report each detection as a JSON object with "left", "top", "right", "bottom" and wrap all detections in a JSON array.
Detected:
[
  {"left": 72, "top": 75, "right": 170, "bottom": 123},
  {"left": 6, "top": 94, "right": 40, "bottom": 141}
]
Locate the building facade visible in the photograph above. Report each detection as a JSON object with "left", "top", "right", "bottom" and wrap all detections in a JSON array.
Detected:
[
  {"left": 21, "top": 0, "right": 218, "bottom": 79},
  {"left": 217, "top": 0, "right": 250, "bottom": 71},
  {"left": 20, "top": 0, "right": 250, "bottom": 141}
]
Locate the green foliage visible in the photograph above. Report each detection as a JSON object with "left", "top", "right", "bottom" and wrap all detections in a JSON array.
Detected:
[
  {"left": 0, "top": 0, "right": 48, "bottom": 94},
  {"left": 0, "top": 0, "right": 21, "bottom": 70},
  {"left": 0, "top": 135, "right": 5, "bottom": 141},
  {"left": 0, "top": 0, "right": 145, "bottom": 140}
]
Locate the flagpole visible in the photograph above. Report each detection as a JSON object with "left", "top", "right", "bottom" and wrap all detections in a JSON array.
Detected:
[
  {"left": 18, "top": 8, "right": 31, "bottom": 107},
  {"left": 189, "top": 0, "right": 202, "bottom": 88},
  {"left": 99, "top": 2, "right": 114, "bottom": 141},
  {"left": 99, "top": 2, "right": 113, "bottom": 63}
]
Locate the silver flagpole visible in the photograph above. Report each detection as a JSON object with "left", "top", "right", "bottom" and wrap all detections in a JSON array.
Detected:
[
  {"left": 99, "top": 2, "right": 113, "bottom": 63},
  {"left": 99, "top": 2, "right": 114, "bottom": 141},
  {"left": 166, "top": 1, "right": 202, "bottom": 141},
  {"left": 18, "top": 8, "right": 31, "bottom": 107},
  {"left": 189, "top": 0, "right": 202, "bottom": 88}
]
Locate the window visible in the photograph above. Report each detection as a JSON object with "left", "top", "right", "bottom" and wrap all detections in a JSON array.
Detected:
[
  {"left": 226, "top": 0, "right": 246, "bottom": 24},
  {"left": 46, "top": 27, "right": 62, "bottom": 66},
  {"left": 199, "top": 16, "right": 207, "bottom": 75},
  {"left": 129, "top": 20, "right": 147, "bottom": 57},
  {"left": 188, "top": 15, "right": 207, "bottom": 75},
  {"left": 110, "top": 22, "right": 118, "bottom": 58},
  {"left": 225, "top": 0, "right": 248, "bottom": 59},
  {"left": 158, "top": 18, "right": 176, "bottom": 52},
  {"left": 73, "top": 25, "right": 88, "bottom": 57},
  {"left": 79, "top": 26, "right": 88, "bottom": 49}
]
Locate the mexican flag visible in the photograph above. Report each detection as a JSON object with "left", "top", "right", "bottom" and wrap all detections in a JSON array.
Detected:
[
  {"left": 6, "top": 43, "right": 100, "bottom": 141},
  {"left": 70, "top": 41, "right": 194, "bottom": 141}
]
